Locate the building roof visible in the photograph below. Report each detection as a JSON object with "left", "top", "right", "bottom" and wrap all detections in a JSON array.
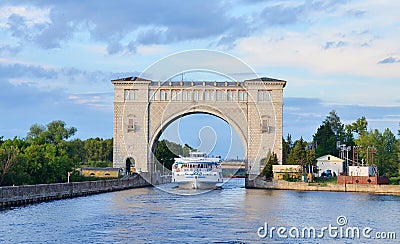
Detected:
[
  {"left": 81, "top": 167, "right": 121, "bottom": 171},
  {"left": 244, "top": 77, "right": 287, "bottom": 87},
  {"left": 111, "top": 76, "right": 286, "bottom": 87},
  {"left": 316, "top": 155, "right": 344, "bottom": 163},
  {"left": 111, "top": 76, "right": 152, "bottom": 82}
]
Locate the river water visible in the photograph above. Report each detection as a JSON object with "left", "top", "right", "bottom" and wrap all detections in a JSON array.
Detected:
[{"left": 1, "top": 178, "right": 399, "bottom": 243}]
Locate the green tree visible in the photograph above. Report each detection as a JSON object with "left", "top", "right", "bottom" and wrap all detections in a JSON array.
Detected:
[
  {"left": 45, "top": 120, "right": 77, "bottom": 144},
  {"left": 377, "top": 129, "right": 398, "bottom": 177},
  {"left": 104, "top": 138, "right": 113, "bottom": 162},
  {"left": 26, "top": 124, "right": 46, "bottom": 144},
  {"left": 282, "top": 134, "right": 293, "bottom": 164},
  {"left": 398, "top": 123, "right": 400, "bottom": 175},
  {"left": 154, "top": 140, "right": 180, "bottom": 170},
  {"left": 22, "top": 121, "right": 78, "bottom": 184},
  {"left": 165, "top": 140, "right": 184, "bottom": 157},
  {"left": 261, "top": 152, "right": 278, "bottom": 179},
  {"left": 1, "top": 121, "right": 117, "bottom": 186},
  {"left": 27, "top": 120, "right": 77, "bottom": 145},
  {"left": 23, "top": 143, "right": 74, "bottom": 184},
  {"left": 313, "top": 123, "right": 338, "bottom": 157},
  {"left": 305, "top": 148, "right": 317, "bottom": 167},
  {"left": 346, "top": 116, "right": 368, "bottom": 136},
  {"left": 355, "top": 128, "right": 398, "bottom": 176},
  {"left": 60, "top": 139, "right": 87, "bottom": 167},
  {"left": 287, "top": 138, "right": 307, "bottom": 165},
  {"left": 0, "top": 146, "right": 20, "bottom": 185},
  {"left": 0, "top": 137, "right": 29, "bottom": 186},
  {"left": 83, "top": 138, "right": 113, "bottom": 163},
  {"left": 85, "top": 138, "right": 101, "bottom": 162},
  {"left": 325, "top": 110, "right": 345, "bottom": 141},
  {"left": 342, "top": 127, "right": 355, "bottom": 148},
  {"left": 183, "top": 144, "right": 194, "bottom": 157}
]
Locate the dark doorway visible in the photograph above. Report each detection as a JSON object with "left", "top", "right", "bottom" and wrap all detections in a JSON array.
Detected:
[{"left": 125, "top": 157, "right": 135, "bottom": 175}]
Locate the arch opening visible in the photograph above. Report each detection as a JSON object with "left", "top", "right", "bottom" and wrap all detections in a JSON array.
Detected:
[{"left": 150, "top": 112, "right": 246, "bottom": 179}]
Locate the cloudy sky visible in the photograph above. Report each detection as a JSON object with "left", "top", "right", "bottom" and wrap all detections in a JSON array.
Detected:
[{"left": 1, "top": 0, "right": 399, "bottom": 157}]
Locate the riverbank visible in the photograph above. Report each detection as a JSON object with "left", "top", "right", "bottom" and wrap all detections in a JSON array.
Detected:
[
  {"left": 246, "top": 176, "right": 400, "bottom": 196},
  {"left": 0, "top": 173, "right": 170, "bottom": 208}
]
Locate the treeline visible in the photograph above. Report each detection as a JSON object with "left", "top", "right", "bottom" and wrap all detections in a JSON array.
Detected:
[
  {"left": 154, "top": 139, "right": 193, "bottom": 170},
  {"left": 280, "top": 110, "right": 399, "bottom": 177},
  {"left": 0, "top": 120, "right": 112, "bottom": 186},
  {"left": 2, "top": 113, "right": 399, "bottom": 186}
]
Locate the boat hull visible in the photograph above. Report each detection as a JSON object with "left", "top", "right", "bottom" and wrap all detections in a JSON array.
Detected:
[{"left": 172, "top": 174, "right": 223, "bottom": 189}]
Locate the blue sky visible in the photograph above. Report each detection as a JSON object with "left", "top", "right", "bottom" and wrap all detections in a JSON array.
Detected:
[{"left": 0, "top": 0, "right": 399, "bottom": 157}]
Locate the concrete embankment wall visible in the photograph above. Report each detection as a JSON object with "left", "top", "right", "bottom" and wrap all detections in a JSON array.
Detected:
[
  {"left": 0, "top": 173, "right": 171, "bottom": 208},
  {"left": 246, "top": 176, "right": 400, "bottom": 196}
]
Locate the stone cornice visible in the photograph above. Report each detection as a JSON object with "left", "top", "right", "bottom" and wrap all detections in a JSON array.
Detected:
[
  {"left": 244, "top": 78, "right": 286, "bottom": 88},
  {"left": 111, "top": 76, "right": 151, "bottom": 86},
  {"left": 111, "top": 76, "right": 287, "bottom": 88}
]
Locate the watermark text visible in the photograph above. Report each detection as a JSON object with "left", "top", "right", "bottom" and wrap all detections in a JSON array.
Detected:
[{"left": 257, "top": 216, "right": 396, "bottom": 240}]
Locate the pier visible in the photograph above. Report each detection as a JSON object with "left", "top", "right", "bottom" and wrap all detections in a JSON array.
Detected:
[{"left": 0, "top": 172, "right": 170, "bottom": 208}]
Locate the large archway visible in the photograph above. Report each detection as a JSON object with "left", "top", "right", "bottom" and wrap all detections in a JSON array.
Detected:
[{"left": 111, "top": 76, "right": 286, "bottom": 181}]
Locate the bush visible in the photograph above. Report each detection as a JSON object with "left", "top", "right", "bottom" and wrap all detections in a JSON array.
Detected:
[
  {"left": 389, "top": 177, "right": 400, "bottom": 185},
  {"left": 83, "top": 161, "right": 112, "bottom": 168},
  {"left": 283, "top": 173, "right": 300, "bottom": 182},
  {"left": 261, "top": 152, "right": 278, "bottom": 179}
]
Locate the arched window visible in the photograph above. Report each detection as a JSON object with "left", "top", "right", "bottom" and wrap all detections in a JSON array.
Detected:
[
  {"left": 258, "top": 90, "right": 271, "bottom": 101},
  {"left": 238, "top": 90, "right": 247, "bottom": 101}
]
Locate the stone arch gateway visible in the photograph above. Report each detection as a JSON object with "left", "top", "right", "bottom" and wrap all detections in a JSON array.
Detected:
[{"left": 111, "top": 77, "right": 286, "bottom": 181}]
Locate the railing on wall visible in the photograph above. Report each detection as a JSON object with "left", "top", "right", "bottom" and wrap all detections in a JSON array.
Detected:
[{"left": 0, "top": 174, "right": 152, "bottom": 208}]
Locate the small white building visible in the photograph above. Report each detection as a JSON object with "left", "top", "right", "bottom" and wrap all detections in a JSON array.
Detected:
[
  {"left": 316, "top": 155, "right": 344, "bottom": 177},
  {"left": 348, "top": 165, "right": 377, "bottom": 176}
]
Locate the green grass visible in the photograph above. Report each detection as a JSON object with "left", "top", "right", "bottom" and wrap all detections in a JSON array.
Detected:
[
  {"left": 308, "top": 177, "right": 337, "bottom": 186},
  {"left": 314, "top": 177, "right": 337, "bottom": 184},
  {"left": 389, "top": 177, "right": 400, "bottom": 185}
]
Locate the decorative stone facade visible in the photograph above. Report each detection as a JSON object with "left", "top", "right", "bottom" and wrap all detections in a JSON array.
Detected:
[{"left": 111, "top": 77, "right": 286, "bottom": 176}]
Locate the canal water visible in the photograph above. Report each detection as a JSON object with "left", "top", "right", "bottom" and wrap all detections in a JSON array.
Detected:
[{"left": 1, "top": 178, "right": 399, "bottom": 243}]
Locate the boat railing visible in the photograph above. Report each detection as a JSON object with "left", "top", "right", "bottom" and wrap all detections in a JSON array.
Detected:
[{"left": 179, "top": 168, "right": 214, "bottom": 172}]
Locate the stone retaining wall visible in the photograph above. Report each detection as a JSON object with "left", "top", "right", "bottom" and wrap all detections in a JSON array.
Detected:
[
  {"left": 246, "top": 176, "right": 400, "bottom": 196},
  {"left": 0, "top": 173, "right": 171, "bottom": 208}
]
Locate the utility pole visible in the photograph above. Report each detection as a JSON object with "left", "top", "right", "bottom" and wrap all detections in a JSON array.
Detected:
[
  {"left": 346, "top": 146, "right": 351, "bottom": 173},
  {"left": 368, "top": 146, "right": 376, "bottom": 165},
  {"left": 337, "top": 142, "right": 351, "bottom": 174},
  {"left": 353, "top": 146, "right": 361, "bottom": 166}
]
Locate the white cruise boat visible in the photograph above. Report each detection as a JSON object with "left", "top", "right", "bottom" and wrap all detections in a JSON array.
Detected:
[{"left": 172, "top": 152, "right": 223, "bottom": 189}]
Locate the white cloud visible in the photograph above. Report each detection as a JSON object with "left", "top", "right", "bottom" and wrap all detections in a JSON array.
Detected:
[
  {"left": 67, "top": 92, "right": 113, "bottom": 111},
  {"left": 136, "top": 45, "right": 169, "bottom": 56},
  {"left": 231, "top": 0, "right": 400, "bottom": 106},
  {"left": 0, "top": 5, "right": 50, "bottom": 27},
  {"left": 235, "top": 30, "right": 400, "bottom": 78},
  {"left": 232, "top": 0, "right": 400, "bottom": 78}
]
